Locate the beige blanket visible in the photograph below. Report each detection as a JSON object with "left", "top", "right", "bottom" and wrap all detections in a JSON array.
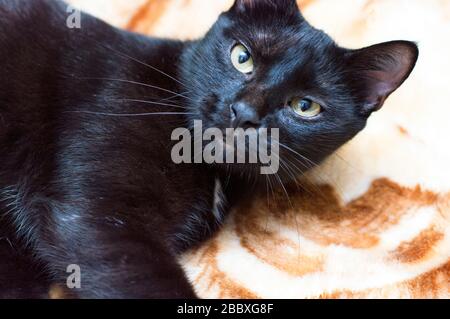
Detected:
[{"left": 68, "top": 0, "right": 450, "bottom": 299}]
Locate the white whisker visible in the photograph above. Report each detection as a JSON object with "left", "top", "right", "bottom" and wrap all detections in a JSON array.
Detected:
[
  {"left": 95, "top": 42, "right": 189, "bottom": 89},
  {"left": 73, "top": 77, "right": 194, "bottom": 102},
  {"left": 113, "top": 98, "right": 188, "bottom": 110}
]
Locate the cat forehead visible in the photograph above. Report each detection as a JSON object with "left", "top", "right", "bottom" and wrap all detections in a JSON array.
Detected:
[{"left": 250, "top": 31, "right": 342, "bottom": 91}]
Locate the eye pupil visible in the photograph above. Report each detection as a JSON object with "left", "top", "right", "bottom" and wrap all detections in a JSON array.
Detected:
[
  {"left": 290, "top": 98, "right": 322, "bottom": 118},
  {"left": 238, "top": 51, "right": 250, "bottom": 64},
  {"left": 300, "top": 99, "right": 312, "bottom": 111}
]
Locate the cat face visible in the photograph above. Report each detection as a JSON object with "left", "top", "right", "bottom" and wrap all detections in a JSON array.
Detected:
[{"left": 181, "top": 0, "right": 418, "bottom": 181}]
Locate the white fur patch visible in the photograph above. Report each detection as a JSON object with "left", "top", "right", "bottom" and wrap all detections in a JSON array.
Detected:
[{"left": 212, "top": 179, "right": 226, "bottom": 222}]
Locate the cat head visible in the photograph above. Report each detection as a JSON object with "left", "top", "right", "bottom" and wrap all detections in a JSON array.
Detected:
[{"left": 180, "top": 0, "right": 418, "bottom": 182}]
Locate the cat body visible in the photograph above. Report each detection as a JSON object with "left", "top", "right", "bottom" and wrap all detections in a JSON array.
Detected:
[
  {"left": 0, "top": 0, "right": 222, "bottom": 298},
  {"left": 0, "top": 0, "right": 418, "bottom": 298}
]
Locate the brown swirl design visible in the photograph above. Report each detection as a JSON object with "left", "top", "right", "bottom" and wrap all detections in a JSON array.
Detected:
[{"left": 186, "top": 179, "right": 449, "bottom": 299}]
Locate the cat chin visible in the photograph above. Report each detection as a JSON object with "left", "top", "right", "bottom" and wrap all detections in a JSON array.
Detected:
[{"left": 212, "top": 161, "right": 270, "bottom": 178}]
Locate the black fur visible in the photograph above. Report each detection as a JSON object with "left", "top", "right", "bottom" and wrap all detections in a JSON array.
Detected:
[{"left": 0, "top": 0, "right": 418, "bottom": 298}]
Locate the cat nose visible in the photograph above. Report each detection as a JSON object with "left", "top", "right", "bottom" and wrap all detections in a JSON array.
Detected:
[{"left": 231, "top": 102, "right": 261, "bottom": 129}]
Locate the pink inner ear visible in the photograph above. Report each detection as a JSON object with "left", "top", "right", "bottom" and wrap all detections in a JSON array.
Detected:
[
  {"left": 367, "top": 69, "right": 402, "bottom": 95},
  {"left": 364, "top": 58, "right": 414, "bottom": 110},
  {"left": 364, "top": 75, "right": 393, "bottom": 111},
  {"left": 363, "top": 69, "right": 406, "bottom": 112}
]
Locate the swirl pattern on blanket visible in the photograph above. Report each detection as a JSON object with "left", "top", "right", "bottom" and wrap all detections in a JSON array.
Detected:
[
  {"left": 182, "top": 179, "right": 450, "bottom": 298},
  {"left": 68, "top": 0, "right": 450, "bottom": 298}
]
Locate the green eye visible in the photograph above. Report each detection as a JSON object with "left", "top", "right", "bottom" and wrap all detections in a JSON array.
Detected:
[
  {"left": 231, "top": 44, "right": 254, "bottom": 74},
  {"left": 290, "top": 98, "right": 322, "bottom": 118}
]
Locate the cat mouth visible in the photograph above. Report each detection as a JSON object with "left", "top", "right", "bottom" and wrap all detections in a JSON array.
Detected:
[{"left": 194, "top": 125, "right": 280, "bottom": 175}]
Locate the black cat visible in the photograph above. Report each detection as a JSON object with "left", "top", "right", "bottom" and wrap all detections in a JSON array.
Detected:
[{"left": 0, "top": 0, "right": 418, "bottom": 298}]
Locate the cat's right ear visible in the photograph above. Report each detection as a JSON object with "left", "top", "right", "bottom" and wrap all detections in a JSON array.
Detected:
[{"left": 346, "top": 40, "right": 419, "bottom": 115}]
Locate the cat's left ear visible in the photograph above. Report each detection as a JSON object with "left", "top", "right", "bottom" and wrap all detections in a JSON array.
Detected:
[{"left": 346, "top": 40, "right": 419, "bottom": 114}]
